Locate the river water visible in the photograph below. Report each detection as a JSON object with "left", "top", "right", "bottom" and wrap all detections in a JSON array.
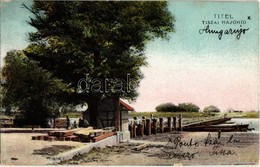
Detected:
[{"left": 231, "top": 118, "right": 259, "bottom": 132}]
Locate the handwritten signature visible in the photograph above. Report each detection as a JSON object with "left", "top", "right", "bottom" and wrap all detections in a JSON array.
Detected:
[
  {"left": 162, "top": 133, "right": 239, "bottom": 160},
  {"left": 199, "top": 25, "right": 249, "bottom": 40}
]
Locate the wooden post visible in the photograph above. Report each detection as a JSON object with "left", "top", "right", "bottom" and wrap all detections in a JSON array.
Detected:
[
  {"left": 173, "top": 117, "right": 177, "bottom": 131},
  {"left": 136, "top": 124, "right": 140, "bottom": 136},
  {"left": 114, "top": 98, "right": 120, "bottom": 131},
  {"left": 145, "top": 119, "right": 151, "bottom": 136},
  {"left": 167, "top": 117, "right": 172, "bottom": 132},
  {"left": 151, "top": 119, "right": 157, "bottom": 134},
  {"left": 119, "top": 108, "right": 122, "bottom": 131},
  {"left": 137, "top": 123, "right": 144, "bottom": 137},
  {"left": 178, "top": 114, "right": 182, "bottom": 131},
  {"left": 129, "top": 122, "right": 133, "bottom": 138},
  {"left": 159, "top": 117, "right": 164, "bottom": 133},
  {"left": 140, "top": 123, "right": 144, "bottom": 137},
  {"left": 133, "top": 124, "right": 137, "bottom": 138},
  {"left": 142, "top": 116, "right": 146, "bottom": 132}
]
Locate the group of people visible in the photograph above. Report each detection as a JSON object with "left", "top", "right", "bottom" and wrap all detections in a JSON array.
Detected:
[
  {"left": 66, "top": 116, "right": 89, "bottom": 129},
  {"left": 78, "top": 118, "right": 89, "bottom": 128}
]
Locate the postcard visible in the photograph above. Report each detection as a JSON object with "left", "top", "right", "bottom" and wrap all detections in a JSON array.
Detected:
[{"left": 0, "top": 0, "right": 259, "bottom": 166}]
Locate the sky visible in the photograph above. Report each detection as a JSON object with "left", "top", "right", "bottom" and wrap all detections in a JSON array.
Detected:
[{"left": 1, "top": 1, "right": 259, "bottom": 112}]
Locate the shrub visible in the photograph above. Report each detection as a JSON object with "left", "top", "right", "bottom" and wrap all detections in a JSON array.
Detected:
[
  {"left": 178, "top": 103, "right": 200, "bottom": 112},
  {"left": 203, "top": 105, "right": 220, "bottom": 113},
  {"left": 155, "top": 103, "right": 180, "bottom": 112}
]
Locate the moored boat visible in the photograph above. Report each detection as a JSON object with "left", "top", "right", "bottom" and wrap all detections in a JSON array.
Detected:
[{"left": 183, "top": 123, "right": 249, "bottom": 132}]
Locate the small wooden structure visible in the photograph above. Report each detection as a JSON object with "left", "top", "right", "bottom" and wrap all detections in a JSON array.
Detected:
[{"left": 83, "top": 98, "right": 134, "bottom": 140}]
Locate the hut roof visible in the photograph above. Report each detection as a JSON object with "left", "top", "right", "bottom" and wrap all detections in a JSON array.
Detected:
[{"left": 119, "top": 99, "right": 134, "bottom": 111}]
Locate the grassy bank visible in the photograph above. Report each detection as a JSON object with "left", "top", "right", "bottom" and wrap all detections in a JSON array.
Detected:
[
  {"left": 129, "top": 111, "right": 208, "bottom": 118},
  {"left": 244, "top": 112, "right": 259, "bottom": 118},
  {"left": 129, "top": 111, "right": 259, "bottom": 118},
  {"left": 221, "top": 112, "right": 259, "bottom": 119}
]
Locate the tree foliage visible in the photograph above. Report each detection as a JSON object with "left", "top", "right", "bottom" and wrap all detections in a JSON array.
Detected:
[
  {"left": 1, "top": 50, "right": 71, "bottom": 127},
  {"left": 155, "top": 103, "right": 178, "bottom": 112},
  {"left": 155, "top": 102, "right": 200, "bottom": 112},
  {"left": 22, "top": 1, "right": 175, "bottom": 126},
  {"left": 178, "top": 103, "right": 200, "bottom": 112},
  {"left": 203, "top": 105, "right": 220, "bottom": 113}
]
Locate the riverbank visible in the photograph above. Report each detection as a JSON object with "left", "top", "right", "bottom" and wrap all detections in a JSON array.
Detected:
[{"left": 61, "top": 131, "right": 259, "bottom": 166}]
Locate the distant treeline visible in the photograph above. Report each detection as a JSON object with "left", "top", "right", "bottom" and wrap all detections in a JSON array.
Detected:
[
  {"left": 155, "top": 103, "right": 221, "bottom": 113},
  {"left": 155, "top": 103, "right": 200, "bottom": 112}
]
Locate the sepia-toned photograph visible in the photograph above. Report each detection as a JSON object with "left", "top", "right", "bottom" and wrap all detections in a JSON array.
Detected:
[{"left": 0, "top": 0, "right": 259, "bottom": 166}]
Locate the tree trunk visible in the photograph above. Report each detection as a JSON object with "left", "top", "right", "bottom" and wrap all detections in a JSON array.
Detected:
[{"left": 87, "top": 99, "right": 99, "bottom": 128}]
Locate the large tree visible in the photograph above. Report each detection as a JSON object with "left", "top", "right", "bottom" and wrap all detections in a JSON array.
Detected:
[
  {"left": 23, "top": 1, "right": 175, "bottom": 127},
  {"left": 1, "top": 50, "right": 70, "bottom": 127}
]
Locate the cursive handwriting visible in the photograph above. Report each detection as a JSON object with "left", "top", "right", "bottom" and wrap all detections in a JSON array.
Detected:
[
  {"left": 204, "top": 133, "right": 221, "bottom": 147},
  {"left": 199, "top": 25, "right": 249, "bottom": 40},
  {"left": 162, "top": 150, "right": 199, "bottom": 160},
  {"left": 168, "top": 136, "right": 200, "bottom": 149},
  {"left": 163, "top": 133, "right": 241, "bottom": 160},
  {"left": 227, "top": 135, "right": 240, "bottom": 143},
  {"left": 209, "top": 146, "right": 236, "bottom": 156}
]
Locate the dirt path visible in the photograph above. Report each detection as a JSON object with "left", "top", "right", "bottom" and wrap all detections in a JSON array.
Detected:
[{"left": 1, "top": 133, "right": 85, "bottom": 165}]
